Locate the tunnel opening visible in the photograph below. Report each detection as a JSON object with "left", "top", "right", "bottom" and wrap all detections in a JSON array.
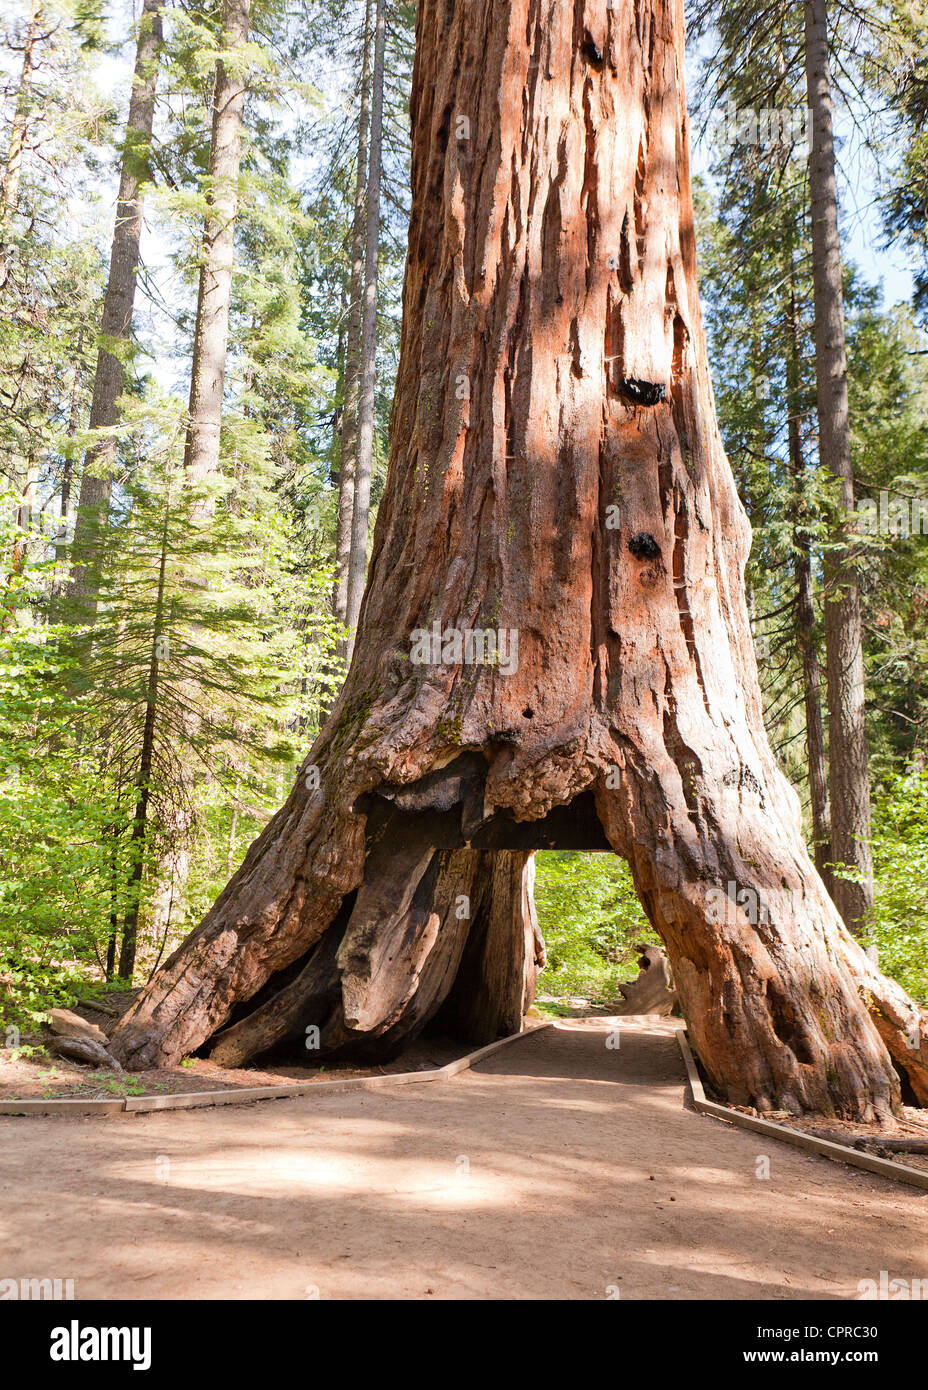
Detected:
[{"left": 205, "top": 755, "right": 672, "bottom": 1073}]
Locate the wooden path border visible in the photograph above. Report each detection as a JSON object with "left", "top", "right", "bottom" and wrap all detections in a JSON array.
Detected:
[
  {"left": 677, "top": 1029, "right": 928, "bottom": 1193},
  {"left": 0, "top": 1021, "right": 555, "bottom": 1117}
]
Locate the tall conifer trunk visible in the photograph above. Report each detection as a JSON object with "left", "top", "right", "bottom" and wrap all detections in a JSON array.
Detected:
[
  {"left": 786, "top": 287, "right": 832, "bottom": 893},
  {"left": 183, "top": 0, "right": 250, "bottom": 499},
  {"left": 334, "top": 0, "right": 374, "bottom": 646},
  {"left": 111, "top": 0, "right": 928, "bottom": 1119},
  {"left": 803, "top": 0, "right": 874, "bottom": 936},
  {"left": 0, "top": 0, "right": 44, "bottom": 290},
  {"left": 67, "top": 0, "right": 163, "bottom": 625},
  {"left": 344, "top": 0, "right": 386, "bottom": 653}
]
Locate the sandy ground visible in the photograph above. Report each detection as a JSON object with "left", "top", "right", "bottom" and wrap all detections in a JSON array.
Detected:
[{"left": 1, "top": 1018, "right": 925, "bottom": 1300}]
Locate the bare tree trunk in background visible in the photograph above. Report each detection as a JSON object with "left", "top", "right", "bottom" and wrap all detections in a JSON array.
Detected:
[
  {"left": 147, "top": 832, "right": 191, "bottom": 978},
  {"left": 119, "top": 498, "right": 170, "bottom": 981},
  {"left": 51, "top": 341, "right": 84, "bottom": 601},
  {"left": 0, "top": 1, "right": 44, "bottom": 290},
  {"left": 66, "top": 0, "right": 163, "bottom": 626},
  {"left": 112, "top": 0, "right": 928, "bottom": 1118},
  {"left": 183, "top": 0, "right": 251, "bottom": 503},
  {"left": 786, "top": 288, "right": 832, "bottom": 894},
  {"left": 334, "top": 0, "right": 374, "bottom": 654},
  {"left": 344, "top": 0, "right": 386, "bottom": 656},
  {"left": 0, "top": 1, "right": 45, "bottom": 629},
  {"left": 803, "top": 0, "right": 873, "bottom": 937}
]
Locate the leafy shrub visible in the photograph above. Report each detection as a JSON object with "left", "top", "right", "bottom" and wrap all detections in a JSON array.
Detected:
[
  {"left": 533, "top": 851, "right": 657, "bottom": 1000},
  {"left": 868, "top": 770, "right": 928, "bottom": 1004}
]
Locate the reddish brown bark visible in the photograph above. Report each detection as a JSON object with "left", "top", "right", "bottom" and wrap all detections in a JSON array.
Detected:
[{"left": 110, "top": 0, "right": 928, "bottom": 1119}]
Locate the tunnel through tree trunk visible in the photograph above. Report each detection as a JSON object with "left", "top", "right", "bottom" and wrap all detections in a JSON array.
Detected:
[{"left": 110, "top": 0, "right": 928, "bottom": 1120}]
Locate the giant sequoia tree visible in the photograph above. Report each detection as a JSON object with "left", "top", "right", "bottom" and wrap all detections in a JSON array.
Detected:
[{"left": 110, "top": 0, "right": 928, "bottom": 1120}]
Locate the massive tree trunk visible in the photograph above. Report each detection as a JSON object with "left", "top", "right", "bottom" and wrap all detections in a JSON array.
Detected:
[
  {"left": 803, "top": 0, "right": 874, "bottom": 937},
  {"left": 111, "top": 0, "right": 928, "bottom": 1119},
  {"left": 66, "top": 0, "right": 163, "bottom": 626}
]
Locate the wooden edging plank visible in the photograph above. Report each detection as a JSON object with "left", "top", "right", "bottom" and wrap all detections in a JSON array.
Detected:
[
  {"left": 676, "top": 1030, "right": 928, "bottom": 1193},
  {"left": 0, "top": 1020, "right": 554, "bottom": 1118},
  {"left": 124, "top": 1070, "right": 440, "bottom": 1112},
  {"left": 0, "top": 1097, "right": 124, "bottom": 1117},
  {"left": 125, "top": 1020, "right": 554, "bottom": 1112}
]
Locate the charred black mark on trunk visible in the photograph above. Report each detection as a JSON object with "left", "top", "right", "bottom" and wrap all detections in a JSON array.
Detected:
[
  {"left": 619, "top": 378, "right": 665, "bottom": 407},
  {"left": 582, "top": 33, "right": 604, "bottom": 67},
  {"left": 570, "top": 316, "right": 583, "bottom": 378},
  {"left": 362, "top": 761, "right": 611, "bottom": 852},
  {"left": 619, "top": 209, "right": 635, "bottom": 293},
  {"left": 628, "top": 531, "right": 661, "bottom": 560}
]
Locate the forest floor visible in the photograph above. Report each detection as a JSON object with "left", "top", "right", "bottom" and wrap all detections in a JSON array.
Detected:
[
  {"left": 0, "top": 1032, "right": 471, "bottom": 1101},
  {"left": 1, "top": 1018, "right": 925, "bottom": 1300},
  {"left": 0, "top": 991, "right": 481, "bottom": 1100}
]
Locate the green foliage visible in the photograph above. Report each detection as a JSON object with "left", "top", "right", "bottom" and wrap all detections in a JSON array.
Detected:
[
  {"left": 0, "top": 613, "right": 121, "bottom": 1021},
  {"left": 692, "top": 4, "right": 928, "bottom": 1012},
  {"left": 868, "top": 771, "right": 928, "bottom": 1004},
  {"left": 0, "top": 0, "right": 408, "bottom": 1015},
  {"left": 533, "top": 852, "right": 656, "bottom": 1000}
]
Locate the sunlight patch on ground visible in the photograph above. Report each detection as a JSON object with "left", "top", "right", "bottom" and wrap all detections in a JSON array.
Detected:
[{"left": 101, "top": 1147, "right": 577, "bottom": 1208}]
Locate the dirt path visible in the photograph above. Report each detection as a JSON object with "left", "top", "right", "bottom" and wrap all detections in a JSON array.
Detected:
[{"left": 1, "top": 1019, "right": 925, "bottom": 1300}]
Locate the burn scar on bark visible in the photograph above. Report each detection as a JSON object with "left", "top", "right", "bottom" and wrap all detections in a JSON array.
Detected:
[
  {"left": 582, "top": 33, "right": 604, "bottom": 67},
  {"left": 618, "top": 209, "right": 635, "bottom": 293},
  {"left": 722, "top": 763, "right": 767, "bottom": 809},
  {"left": 628, "top": 530, "right": 663, "bottom": 589},
  {"left": 628, "top": 531, "right": 661, "bottom": 560},
  {"left": 619, "top": 378, "right": 666, "bottom": 406}
]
